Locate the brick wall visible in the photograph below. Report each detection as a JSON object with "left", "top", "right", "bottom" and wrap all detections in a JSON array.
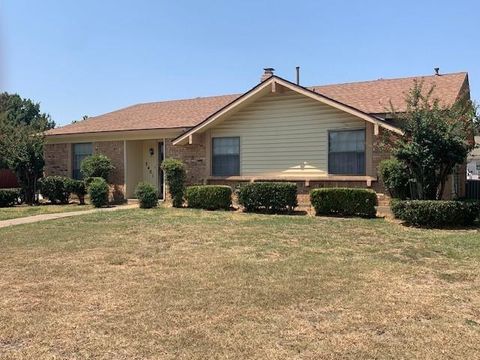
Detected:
[
  {"left": 165, "top": 138, "right": 207, "bottom": 186},
  {"left": 44, "top": 143, "right": 70, "bottom": 177},
  {"left": 93, "top": 141, "right": 124, "bottom": 186}
]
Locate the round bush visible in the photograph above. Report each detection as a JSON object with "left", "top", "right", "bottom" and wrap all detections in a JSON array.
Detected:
[
  {"left": 310, "top": 188, "right": 377, "bottom": 218},
  {"left": 80, "top": 154, "right": 115, "bottom": 181},
  {"left": 378, "top": 158, "right": 411, "bottom": 199},
  {"left": 88, "top": 177, "right": 109, "bottom": 208},
  {"left": 39, "top": 176, "right": 71, "bottom": 204},
  {"left": 0, "top": 188, "right": 20, "bottom": 207},
  {"left": 391, "top": 199, "right": 480, "bottom": 227},
  {"left": 186, "top": 185, "right": 232, "bottom": 210},
  {"left": 161, "top": 159, "right": 186, "bottom": 208},
  {"left": 237, "top": 182, "right": 297, "bottom": 213},
  {"left": 135, "top": 182, "right": 158, "bottom": 208}
]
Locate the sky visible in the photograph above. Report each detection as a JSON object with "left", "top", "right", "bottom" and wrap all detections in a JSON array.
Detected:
[{"left": 1, "top": 0, "right": 479, "bottom": 126}]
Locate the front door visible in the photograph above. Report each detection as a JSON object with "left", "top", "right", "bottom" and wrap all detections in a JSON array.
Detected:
[{"left": 158, "top": 142, "right": 165, "bottom": 199}]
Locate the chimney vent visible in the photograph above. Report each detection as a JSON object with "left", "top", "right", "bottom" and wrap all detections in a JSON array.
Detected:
[
  {"left": 296, "top": 66, "right": 300, "bottom": 85},
  {"left": 434, "top": 67, "right": 440, "bottom": 76},
  {"left": 261, "top": 68, "right": 275, "bottom": 82}
]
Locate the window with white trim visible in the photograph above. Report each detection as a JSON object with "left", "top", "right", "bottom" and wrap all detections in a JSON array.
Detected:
[
  {"left": 328, "top": 129, "right": 366, "bottom": 175},
  {"left": 212, "top": 137, "right": 240, "bottom": 176}
]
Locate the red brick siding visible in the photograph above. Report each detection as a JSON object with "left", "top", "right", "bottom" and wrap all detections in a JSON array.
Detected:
[
  {"left": 44, "top": 143, "right": 70, "bottom": 177},
  {"left": 165, "top": 138, "right": 207, "bottom": 186}
]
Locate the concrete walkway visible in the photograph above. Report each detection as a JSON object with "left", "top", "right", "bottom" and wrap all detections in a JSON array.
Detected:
[{"left": 0, "top": 204, "right": 138, "bottom": 229}]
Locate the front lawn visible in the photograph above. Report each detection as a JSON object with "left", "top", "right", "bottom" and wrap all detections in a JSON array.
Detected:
[
  {"left": 0, "top": 203, "right": 93, "bottom": 221},
  {"left": 0, "top": 208, "right": 479, "bottom": 358}
]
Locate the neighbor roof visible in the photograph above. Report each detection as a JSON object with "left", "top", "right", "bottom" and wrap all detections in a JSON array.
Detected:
[{"left": 46, "top": 72, "right": 468, "bottom": 136}]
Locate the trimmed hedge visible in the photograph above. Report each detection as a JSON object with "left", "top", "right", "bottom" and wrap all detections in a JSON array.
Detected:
[
  {"left": 0, "top": 188, "right": 20, "bottom": 207},
  {"left": 135, "top": 182, "right": 158, "bottom": 208},
  {"left": 186, "top": 185, "right": 232, "bottom": 210},
  {"left": 161, "top": 159, "right": 186, "bottom": 208},
  {"left": 237, "top": 182, "right": 297, "bottom": 213},
  {"left": 39, "top": 176, "right": 71, "bottom": 204},
  {"left": 88, "top": 177, "right": 109, "bottom": 208},
  {"left": 80, "top": 154, "right": 115, "bottom": 181},
  {"left": 391, "top": 199, "right": 480, "bottom": 227},
  {"left": 378, "top": 158, "right": 411, "bottom": 199},
  {"left": 310, "top": 188, "right": 377, "bottom": 218}
]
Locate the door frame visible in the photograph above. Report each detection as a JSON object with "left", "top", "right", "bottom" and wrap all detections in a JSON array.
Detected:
[{"left": 158, "top": 140, "right": 166, "bottom": 200}]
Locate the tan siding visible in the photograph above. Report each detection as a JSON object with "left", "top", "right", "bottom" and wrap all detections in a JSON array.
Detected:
[{"left": 209, "top": 90, "right": 367, "bottom": 178}]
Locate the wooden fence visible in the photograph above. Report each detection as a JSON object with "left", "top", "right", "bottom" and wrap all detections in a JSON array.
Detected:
[
  {"left": 466, "top": 180, "right": 480, "bottom": 200},
  {"left": 0, "top": 169, "right": 19, "bottom": 188}
]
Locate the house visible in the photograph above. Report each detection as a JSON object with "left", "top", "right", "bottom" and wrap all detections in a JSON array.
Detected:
[
  {"left": 44, "top": 69, "right": 470, "bottom": 201},
  {"left": 467, "top": 136, "right": 480, "bottom": 180}
]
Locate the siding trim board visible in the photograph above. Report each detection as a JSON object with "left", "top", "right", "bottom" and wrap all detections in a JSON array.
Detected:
[
  {"left": 207, "top": 89, "right": 371, "bottom": 179},
  {"left": 173, "top": 75, "right": 402, "bottom": 146}
]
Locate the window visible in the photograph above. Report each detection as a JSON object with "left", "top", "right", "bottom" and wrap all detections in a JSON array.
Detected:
[
  {"left": 328, "top": 129, "right": 365, "bottom": 175},
  {"left": 72, "top": 143, "right": 93, "bottom": 179},
  {"left": 212, "top": 137, "right": 240, "bottom": 176}
]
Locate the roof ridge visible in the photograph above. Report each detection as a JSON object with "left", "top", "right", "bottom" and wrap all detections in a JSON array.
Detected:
[{"left": 309, "top": 71, "right": 467, "bottom": 89}]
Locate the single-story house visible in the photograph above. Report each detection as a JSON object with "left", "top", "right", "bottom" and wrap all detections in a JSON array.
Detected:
[
  {"left": 467, "top": 136, "right": 480, "bottom": 180},
  {"left": 44, "top": 69, "right": 470, "bottom": 201}
]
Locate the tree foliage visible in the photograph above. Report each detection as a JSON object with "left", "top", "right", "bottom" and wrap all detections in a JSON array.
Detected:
[
  {"left": 383, "top": 81, "right": 477, "bottom": 200},
  {"left": 0, "top": 93, "right": 54, "bottom": 204}
]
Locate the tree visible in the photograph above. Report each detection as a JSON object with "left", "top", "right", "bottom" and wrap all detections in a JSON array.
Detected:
[
  {"left": 384, "top": 81, "right": 477, "bottom": 200},
  {"left": 0, "top": 93, "right": 54, "bottom": 204}
]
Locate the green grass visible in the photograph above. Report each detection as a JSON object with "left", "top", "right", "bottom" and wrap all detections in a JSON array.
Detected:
[
  {"left": 0, "top": 203, "right": 93, "bottom": 221},
  {"left": 0, "top": 208, "right": 479, "bottom": 359}
]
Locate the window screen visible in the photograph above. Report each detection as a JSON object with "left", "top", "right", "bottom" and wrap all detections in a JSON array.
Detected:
[
  {"left": 212, "top": 137, "right": 240, "bottom": 176},
  {"left": 72, "top": 143, "right": 93, "bottom": 179},
  {"left": 328, "top": 130, "right": 365, "bottom": 175}
]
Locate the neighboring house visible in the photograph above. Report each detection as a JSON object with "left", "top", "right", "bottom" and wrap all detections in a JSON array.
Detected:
[
  {"left": 467, "top": 136, "right": 480, "bottom": 180},
  {"left": 44, "top": 69, "right": 470, "bottom": 200}
]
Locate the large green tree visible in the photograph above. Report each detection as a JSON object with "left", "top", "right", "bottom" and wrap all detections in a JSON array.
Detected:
[
  {"left": 0, "top": 93, "right": 54, "bottom": 203},
  {"left": 386, "top": 81, "right": 477, "bottom": 200}
]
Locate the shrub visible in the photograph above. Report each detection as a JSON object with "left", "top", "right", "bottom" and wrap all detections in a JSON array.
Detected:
[
  {"left": 391, "top": 199, "right": 480, "bottom": 227},
  {"left": 39, "top": 176, "right": 71, "bottom": 204},
  {"left": 186, "top": 185, "right": 232, "bottom": 210},
  {"left": 80, "top": 154, "right": 115, "bottom": 181},
  {"left": 378, "top": 158, "right": 411, "bottom": 199},
  {"left": 237, "top": 182, "right": 297, "bottom": 213},
  {"left": 66, "top": 179, "right": 87, "bottom": 205},
  {"left": 161, "top": 159, "right": 186, "bottom": 208},
  {"left": 88, "top": 177, "right": 109, "bottom": 208},
  {"left": 0, "top": 188, "right": 20, "bottom": 207},
  {"left": 135, "top": 182, "right": 158, "bottom": 208},
  {"left": 310, "top": 188, "right": 377, "bottom": 218}
]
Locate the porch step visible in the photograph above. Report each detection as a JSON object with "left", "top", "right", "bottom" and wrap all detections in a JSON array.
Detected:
[{"left": 127, "top": 198, "right": 139, "bottom": 205}]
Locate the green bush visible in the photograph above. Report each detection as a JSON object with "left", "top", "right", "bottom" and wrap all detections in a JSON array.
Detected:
[
  {"left": 186, "top": 185, "right": 232, "bottom": 210},
  {"left": 161, "top": 158, "right": 186, "bottom": 208},
  {"left": 66, "top": 179, "right": 87, "bottom": 205},
  {"left": 0, "top": 188, "right": 20, "bottom": 207},
  {"left": 310, "top": 188, "right": 377, "bottom": 218},
  {"left": 237, "top": 182, "right": 297, "bottom": 213},
  {"left": 80, "top": 154, "right": 115, "bottom": 181},
  {"left": 391, "top": 199, "right": 480, "bottom": 227},
  {"left": 135, "top": 182, "right": 158, "bottom": 208},
  {"left": 378, "top": 158, "right": 411, "bottom": 199},
  {"left": 88, "top": 177, "right": 109, "bottom": 208},
  {"left": 39, "top": 176, "right": 71, "bottom": 204}
]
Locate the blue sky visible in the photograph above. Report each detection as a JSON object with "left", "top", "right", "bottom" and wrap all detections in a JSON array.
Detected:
[{"left": 1, "top": 0, "right": 479, "bottom": 126}]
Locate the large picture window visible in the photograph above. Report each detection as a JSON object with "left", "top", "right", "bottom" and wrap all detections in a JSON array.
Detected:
[
  {"left": 72, "top": 143, "right": 93, "bottom": 179},
  {"left": 212, "top": 137, "right": 240, "bottom": 176},
  {"left": 328, "top": 129, "right": 365, "bottom": 175}
]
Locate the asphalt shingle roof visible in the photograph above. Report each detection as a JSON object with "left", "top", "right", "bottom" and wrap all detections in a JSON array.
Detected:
[{"left": 47, "top": 72, "right": 468, "bottom": 136}]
